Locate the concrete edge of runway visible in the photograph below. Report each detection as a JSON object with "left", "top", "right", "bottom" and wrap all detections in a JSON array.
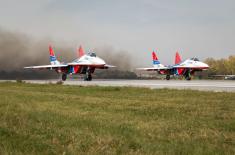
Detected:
[{"left": 1, "top": 79, "right": 235, "bottom": 92}]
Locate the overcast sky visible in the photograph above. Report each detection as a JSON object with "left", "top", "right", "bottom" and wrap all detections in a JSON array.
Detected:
[{"left": 0, "top": 0, "right": 235, "bottom": 66}]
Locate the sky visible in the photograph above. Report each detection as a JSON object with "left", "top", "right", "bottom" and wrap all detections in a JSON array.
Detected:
[{"left": 0, "top": 0, "right": 235, "bottom": 66}]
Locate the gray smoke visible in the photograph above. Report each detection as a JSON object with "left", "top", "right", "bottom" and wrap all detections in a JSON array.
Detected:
[
  {"left": 94, "top": 46, "right": 132, "bottom": 70},
  {"left": 0, "top": 28, "right": 133, "bottom": 73},
  {"left": 0, "top": 29, "right": 74, "bottom": 71}
]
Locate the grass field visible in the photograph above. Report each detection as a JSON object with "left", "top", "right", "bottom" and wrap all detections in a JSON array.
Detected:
[{"left": 0, "top": 82, "right": 235, "bottom": 155}]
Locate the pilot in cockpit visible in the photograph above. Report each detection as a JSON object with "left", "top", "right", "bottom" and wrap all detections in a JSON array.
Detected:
[
  {"left": 190, "top": 57, "right": 199, "bottom": 61},
  {"left": 88, "top": 52, "right": 96, "bottom": 57}
]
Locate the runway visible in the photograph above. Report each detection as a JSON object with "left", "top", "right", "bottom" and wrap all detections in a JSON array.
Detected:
[{"left": 23, "top": 79, "right": 235, "bottom": 92}]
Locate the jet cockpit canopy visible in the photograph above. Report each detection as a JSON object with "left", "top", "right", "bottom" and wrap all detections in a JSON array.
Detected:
[
  {"left": 88, "top": 52, "right": 96, "bottom": 57},
  {"left": 190, "top": 57, "right": 199, "bottom": 61}
]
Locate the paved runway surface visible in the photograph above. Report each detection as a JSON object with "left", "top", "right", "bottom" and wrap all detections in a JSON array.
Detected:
[{"left": 22, "top": 79, "right": 235, "bottom": 92}]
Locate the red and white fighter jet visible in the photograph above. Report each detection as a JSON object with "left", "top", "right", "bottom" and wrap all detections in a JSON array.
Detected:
[
  {"left": 138, "top": 51, "right": 209, "bottom": 80},
  {"left": 24, "top": 45, "right": 115, "bottom": 81}
]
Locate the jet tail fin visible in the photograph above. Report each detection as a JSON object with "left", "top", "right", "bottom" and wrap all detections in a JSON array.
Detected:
[
  {"left": 152, "top": 50, "right": 165, "bottom": 68},
  {"left": 49, "top": 45, "right": 60, "bottom": 65},
  {"left": 152, "top": 51, "right": 161, "bottom": 65},
  {"left": 78, "top": 45, "right": 85, "bottom": 58},
  {"left": 175, "top": 51, "right": 182, "bottom": 64}
]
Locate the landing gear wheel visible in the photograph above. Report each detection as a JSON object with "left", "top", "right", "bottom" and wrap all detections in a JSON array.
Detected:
[
  {"left": 84, "top": 67, "right": 92, "bottom": 81},
  {"left": 83, "top": 75, "right": 87, "bottom": 81},
  {"left": 166, "top": 75, "right": 170, "bottom": 80},
  {"left": 185, "top": 70, "right": 191, "bottom": 81},
  {"left": 84, "top": 74, "right": 92, "bottom": 81},
  {"left": 88, "top": 74, "right": 92, "bottom": 81},
  {"left": 62, "top": 74, "right": 67, "bottom": 81},
  {"left": 185, "top": 76, "right": 191, "bottom": 81}
]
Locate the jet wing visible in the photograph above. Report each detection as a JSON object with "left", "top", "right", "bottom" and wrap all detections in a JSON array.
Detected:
[
  {"left": 136, "top": 66, "right": 169, "bottom": 71},
  {"left": 24, "top": 64, "right": 68, "bottom": 69},
  {"left": 104, "top": 64, "right": 116, "bottom": 68},
  {"left": 97, "top": 64, "right": 116, "bottom": 69},
  {"left": 67, "top": 62, "right": 95, "bottom": 66},
  {"left": 172, "top": 66, "right": 208, "bottom": 70},
  {"left": 67, "top": 62, "right": 116, "bottom": 67}
]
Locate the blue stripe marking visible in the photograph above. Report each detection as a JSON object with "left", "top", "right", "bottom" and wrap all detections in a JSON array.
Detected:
[
  {"left": 50, "top": 56, "right": 57, "bottom": 61},
  {"left": 174, "top": 68, "right": 179, "bottom": 75},
  {"left": 69, "top": 66, "right": 74, "bottom": 73},
  {"left": 153, "top": 60, "right": 160, "bottom": 65}
]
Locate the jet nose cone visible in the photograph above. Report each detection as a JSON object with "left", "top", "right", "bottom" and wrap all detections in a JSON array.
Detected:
[
  {"left": 99, "top": 59, "right": 105, "bottom": 65},
  {"left": 95, "top": 57, "right": 106, "bottom": 65},
  {"left": 202, "top": 62, "right": 209, "bottom": 68}
]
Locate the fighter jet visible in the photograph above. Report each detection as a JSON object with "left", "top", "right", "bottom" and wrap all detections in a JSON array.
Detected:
[
  {"left": 137, "top": 51, "right": 209, "bottom": 80},
  {"left": 24, "top": 45, "right": 115, "bottom": 81}
]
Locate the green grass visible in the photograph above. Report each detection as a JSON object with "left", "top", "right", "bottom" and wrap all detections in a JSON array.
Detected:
[{"left": 0, "top": 82, "right": 235, "bottom": 155}]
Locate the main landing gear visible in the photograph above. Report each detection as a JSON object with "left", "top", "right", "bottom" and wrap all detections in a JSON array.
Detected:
[
  {"left": 184, "top": 70, "right": 191, "bottom": 81},
  {"left": 84, "top": 68, "right": 92, "bottom": 81},
  {"left": 166, "top": 75, "right": 170, "bottom": 80},
  {"left": 62, "top": 74, "right": 67, "bottom": 81},
  {"left": 165, "top": 74, "right": 191, "bottom": 80},
  {"left": 185, "top": 75, "right": 191, "bottom": 81},
  {"left": 84, "top": 73, "right": 92, "bottom": 81}
]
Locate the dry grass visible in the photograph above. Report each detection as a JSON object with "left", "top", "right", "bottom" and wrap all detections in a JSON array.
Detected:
[{"left": 0, "top": 82, "right": 235, "bottom": 154}]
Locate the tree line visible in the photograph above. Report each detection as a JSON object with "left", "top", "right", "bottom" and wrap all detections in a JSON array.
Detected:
[{"left": 205, "top": 55, "right": 235, "bottom": 75}]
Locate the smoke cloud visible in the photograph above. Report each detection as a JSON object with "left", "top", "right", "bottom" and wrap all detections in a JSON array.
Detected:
[
  {"left": 94, "top": 46, "right": 132, "bottom": 70},
  {"left": 0, "top": 28, "right": 73, "bottom": 70},
  {"left": 0, "top": 28, "right": 133, "bottom": 79}
]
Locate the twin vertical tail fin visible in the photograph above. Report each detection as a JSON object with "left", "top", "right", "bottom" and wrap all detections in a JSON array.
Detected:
[
  {"left": 77, "top": 45, "right": 85, "bottom": 58},
  {"left": 49, "top": 45, "right": 60, "bottom": 65},
  {"left": 152, "top": 51, "right": 161, "bottom": 65},
  {"left": 175, "top": 51, "right": 182, "bottom": 64},
  {"left": 175, "top": 51, "right": 184, "bottom": 75},
  {"left": 152, "top": 50, "right": 165, "bottom": 68}
]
